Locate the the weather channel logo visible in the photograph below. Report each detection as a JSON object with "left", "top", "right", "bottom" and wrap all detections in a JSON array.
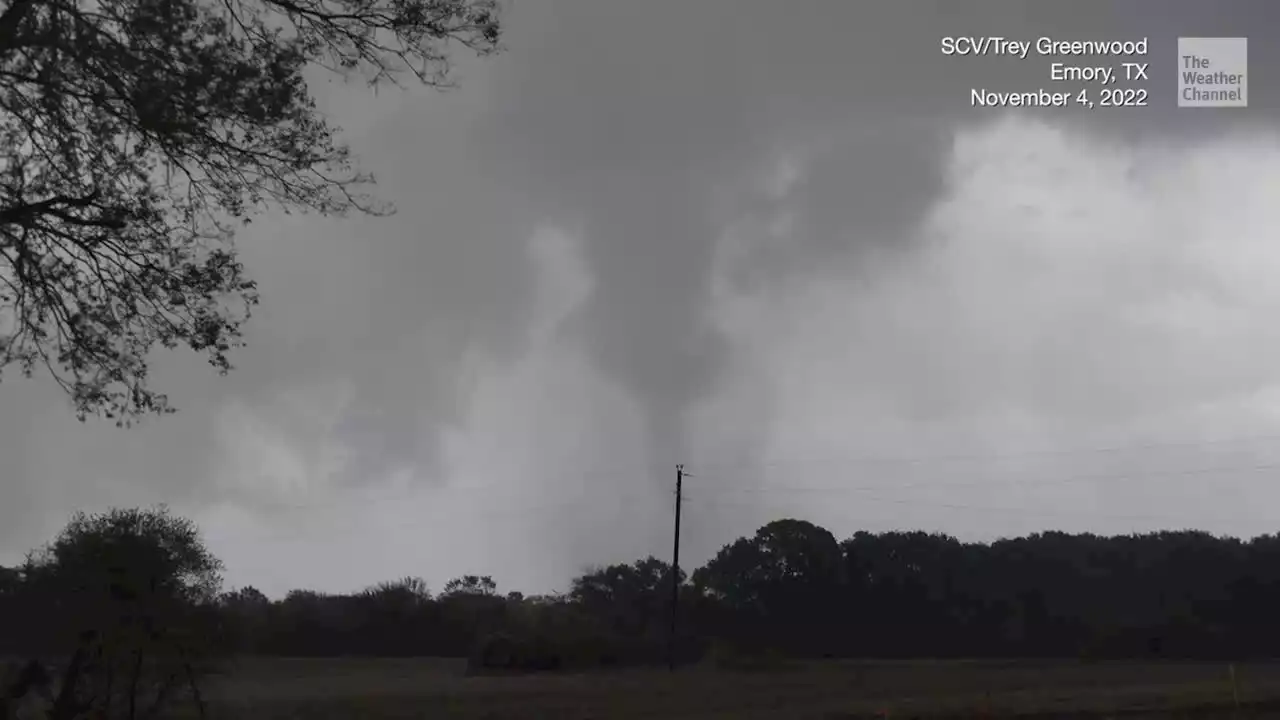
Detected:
[{"left": 1178, "top": 37, "right": 1247, "bottom": 107}]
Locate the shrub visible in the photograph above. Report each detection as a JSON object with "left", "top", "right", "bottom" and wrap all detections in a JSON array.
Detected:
[{"left": 467, "top": 632, "right": 563, "bottom": 675}]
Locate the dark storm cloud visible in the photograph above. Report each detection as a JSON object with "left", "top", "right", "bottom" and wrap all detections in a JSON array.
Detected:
[
  {"left": 0, "top": 67, "right": 544, "bottom": 544},
  {"left": 7, "top": 0, "right": 1280, "bottom": 594},
  {"left": 473, "top": 0, "right": 1280, "bottom": 480}
]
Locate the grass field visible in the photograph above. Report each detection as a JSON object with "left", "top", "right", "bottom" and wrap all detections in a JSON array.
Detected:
[{"left": 194, "top": 657, "right": 1280, "bottom": 719}]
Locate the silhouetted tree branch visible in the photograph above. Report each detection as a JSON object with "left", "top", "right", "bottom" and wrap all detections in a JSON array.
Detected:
[{"left": 0, "top": 0, "right": 503, "bottom": 424}]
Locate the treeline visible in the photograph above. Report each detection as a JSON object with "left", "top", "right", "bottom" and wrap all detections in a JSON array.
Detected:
[{"left": 7, "top": 513, "right": 1280, "bottom": 674}]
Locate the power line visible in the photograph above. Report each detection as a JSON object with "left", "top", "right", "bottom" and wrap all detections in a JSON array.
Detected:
[
  {"left": 688, "top": 458, "right": 1280, "bottom": 494},
  {"left": 173, "top": 455, "right": 1280, "bottom": 541},
  {"left": 127, "top": 431, "right": 1280, "bottom": 553},
  {"left": 195, "top": 493, "right": 655, "bottom": 543},
  {"left": 197, "top": 441, "right": 1280, "bottom": 517},
  {"left": 683, "top": 431, "right": 1280, "bottom": 474},
  {"left": 212, "top": 476, "right": 660, "bottom": 514},
  {"left": 686, "top": 494, "right": 1267, "bottom": 527}
]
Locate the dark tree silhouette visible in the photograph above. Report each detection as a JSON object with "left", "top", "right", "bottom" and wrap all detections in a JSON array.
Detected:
[
  {"left": 441, "top": 574, "right": 497, "bottom": 597},
  {"left": 571, "top": 556, "right": 682, "bottom": 639},
  {"left": 694, "top": 518, "right": 844, "bottom": 655},
  {"left": 12, "top": 511, "right": 1280, "bottom": 673},
  {"left": 0, "top": 0, "right": 502, "bottom": 423},
  {"left": 218, "top": 584, "right": 271, "bottom": 653},
  {"left": 15, "top": 505, "right": 225, "bottom": 719}
]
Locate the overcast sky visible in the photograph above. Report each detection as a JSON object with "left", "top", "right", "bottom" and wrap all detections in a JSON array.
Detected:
[{"left": 4, "top": 0, "right": 1280, "bottom": 598}]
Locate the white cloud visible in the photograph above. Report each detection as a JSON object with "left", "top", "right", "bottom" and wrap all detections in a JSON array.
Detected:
[{"left": 689, "top": 113, "right": 1280, "bottom": 548}]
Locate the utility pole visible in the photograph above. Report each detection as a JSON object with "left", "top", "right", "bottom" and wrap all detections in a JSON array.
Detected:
[{"left": 668, "top": 463, "right": 684, "bottom": 672}]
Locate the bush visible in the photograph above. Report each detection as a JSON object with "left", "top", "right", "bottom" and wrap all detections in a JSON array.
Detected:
[
  {"left": 466, "top": 632, "right": 563, "bottom": 675},
  {"left": 467, "top": 631, "right": 514, "bottom": 672}
]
